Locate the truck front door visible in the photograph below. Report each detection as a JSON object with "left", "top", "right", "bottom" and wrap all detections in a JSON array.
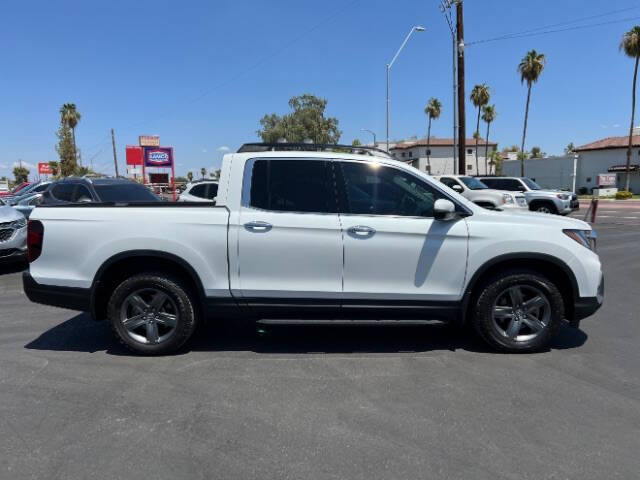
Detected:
[{"left": 336, "top": 161, "right": 469, "bottom": 318}]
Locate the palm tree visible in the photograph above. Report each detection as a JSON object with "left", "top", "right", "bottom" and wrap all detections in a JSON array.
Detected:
[
  {"left": 187, "top": 171, "right": 193, "bottom": 183},
  {"left": 620, "top": 26, "right": 640, "bottom": 192},
  {"left": 60, "top": 103, "right": 81, "bottom": 166},
  {"left": 481, "top": 104, "right": 497, "bottom": 174},
  {"left": 470, "top": 84, "right": 490, "bottom": 175},
  {"left": 518, "top": 50, "right": 546, "bottom": 176},
  {"left": 200, "top": 167, "right": 206, "bottom": 179},
  {"left": 424, "top": 98, "right": 442, "bottom": 173}
]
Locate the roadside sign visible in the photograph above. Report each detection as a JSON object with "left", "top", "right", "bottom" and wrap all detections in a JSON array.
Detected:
[
  {"left": 143, "top": 147, "right": 173, "bottom": 167},
  {"left": 38, "top": 163, "right": 53, "bottom": 175},
  {"left": 139, "top": 135, "right": 160, "bottom": 147},
  {"left": 126, "top": 145, "right": 143, "bottom": 166},
  {"left": 597, "top": 174, "right": 617, "bottom": 186}
]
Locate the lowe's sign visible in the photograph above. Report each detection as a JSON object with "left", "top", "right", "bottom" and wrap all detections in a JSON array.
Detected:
[{"left": 143, "top": 147, "right": 173, "bottom": 167}]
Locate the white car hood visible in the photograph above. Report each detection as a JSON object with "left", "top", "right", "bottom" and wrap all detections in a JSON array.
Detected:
[{"left": 483, "top": 209, "right": 591, "bottom": 230}]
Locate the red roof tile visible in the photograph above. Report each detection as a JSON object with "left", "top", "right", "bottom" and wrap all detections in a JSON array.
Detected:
[{"left": 575, "top": 135, "right": 640, "bottom": 151}]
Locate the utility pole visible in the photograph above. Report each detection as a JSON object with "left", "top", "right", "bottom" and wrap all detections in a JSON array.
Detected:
[
  {"left": 456, "top": 0, "right": 466, "bottom": 174},
  {"left": 111, "top": 129, "right": 119, "bottom": 177},
  {"left": 441, "top": 0, "right": 458, "bottom": 174}
]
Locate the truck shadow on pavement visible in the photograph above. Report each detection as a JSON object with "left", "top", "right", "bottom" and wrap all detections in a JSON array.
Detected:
[
  {"left": 0, "top": 260, "right": 27, "bottom": 276},
  {"left": 25, "top": 313, "right": 588, "bottom": 356}
]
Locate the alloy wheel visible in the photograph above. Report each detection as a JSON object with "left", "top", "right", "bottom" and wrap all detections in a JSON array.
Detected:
[
  {"left": 119, "top": 288, "right": 178, "bottom": 345},
  {"left": 492, "top": 285, "right": 551, "bottom": 343}
]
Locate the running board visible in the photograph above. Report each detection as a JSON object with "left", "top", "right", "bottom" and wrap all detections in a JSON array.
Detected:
[{"left": 256, "top": 319, "right": 447, "bottom": 326}]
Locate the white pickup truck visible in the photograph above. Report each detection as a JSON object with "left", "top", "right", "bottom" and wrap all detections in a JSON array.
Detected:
[{"left": 23, "top": 144, "right": 604, "bottom": 355}]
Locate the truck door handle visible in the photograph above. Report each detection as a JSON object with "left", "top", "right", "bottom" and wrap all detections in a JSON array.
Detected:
[
  {"left": 244, "top": 221, "right": 272, "bottom": 233},
  {"left": 348, "top": 225, "right": 375, "bottom": 237}
]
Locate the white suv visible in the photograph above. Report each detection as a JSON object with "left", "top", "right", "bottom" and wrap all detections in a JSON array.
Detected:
[
  {"left": 178, "top": 181, "right": 218, "bottom": 203},
  {"left": 435, "top": 175, "right": 527, "bottom": 210}
]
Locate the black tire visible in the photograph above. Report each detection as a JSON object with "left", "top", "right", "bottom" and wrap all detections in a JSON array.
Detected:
[
  {"left": 107, "top": 273, "right": 197, "bottom": 355},
  {"left": 472, "top": 270, "right": 564, "bottom": 353},
  {"left": 531, "top": 201, "right": 557, "bottom": 214}
]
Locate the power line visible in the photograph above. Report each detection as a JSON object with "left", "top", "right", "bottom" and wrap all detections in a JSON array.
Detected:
[{"left": 468, "top": 8, "right": 640, "bottom": 46}]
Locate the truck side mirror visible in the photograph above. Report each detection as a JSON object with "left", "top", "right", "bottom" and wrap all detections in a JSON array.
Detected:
[
  {"left": 451, "top": 184, "right": 463, "bottom": 193},
  {"left": 434, "top": 199, "right": 456, "bottom": 221}
]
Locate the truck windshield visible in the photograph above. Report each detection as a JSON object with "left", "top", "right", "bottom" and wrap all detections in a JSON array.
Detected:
[
  {"left": 522, "top": 178, "right": 541, "bottom": 190},
  {"left": 93, "top": 184, "right": 160, "bottom": 203},
  {"left": 460, "top": 177, "right": 488, "bottom": 190}
]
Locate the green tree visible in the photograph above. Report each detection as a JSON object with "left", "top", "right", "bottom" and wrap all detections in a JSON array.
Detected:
[
  {"left": 48, "top": 161, "right": 59, "bottom": 177},
  {"left": 470, "top": 84, "right": 490, "bottom": 174},
  {"left": 518, "top": 50, "right": 546, "bottom": 176},
  {"left": 200, "top": 167, "right": 206, "bottom": 179},
  {"left": 620, "top": 26, "right": 640, "bottom": 192},
  {"left": 60, "top": 103, "right": 81, "bottom": 165},
  {"left": 481, "top": 104, "right": 497, "bottom": 174},
  {"left": 490, "top": 150, "right": 503, "bottom": 175},
  {"left": 424, "top": 97, "right": 442, "bottom": 172},
  {"left": 13, "top": 165, "right": 29, "bottom": 183},
  {"left": 187, "top": 171, "right": 193, "bottom": 183},
  {"left": 352, "top": 138, "right": 361, "bottom": 146},
  {"left": 55, "top": 122, "right": 77, "bottom": 177},
  {"left": 564, "top": 142, "right": 575, "bottom": 154},
  {"left": 257, "top": 94, "right": 341, "bottom": 144},
  {"left": 530, "top": 146, "right": 544, "bottom": 158}
]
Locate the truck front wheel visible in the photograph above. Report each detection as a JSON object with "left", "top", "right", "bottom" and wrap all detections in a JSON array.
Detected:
[
  {"left": 473, "top": 271, "right": 564, "bottom": 352},
  {"left": 107, "top": 273, "right": 197, "bottom": 355},
  {"left": 530, "top": 201, "right": 557, "bottom": 214}
]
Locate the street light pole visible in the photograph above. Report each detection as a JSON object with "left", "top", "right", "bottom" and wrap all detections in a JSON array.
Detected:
[
  {"left": 386, "top": 26, "right": 425, "bottom": 152},
  {"left": 361, "top": 128, "right": 377, "bottom": 146}
]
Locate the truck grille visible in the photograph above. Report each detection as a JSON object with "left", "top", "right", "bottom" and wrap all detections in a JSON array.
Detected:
[{"left": 0, "top": 228, "right": 14, "bottom": 242}]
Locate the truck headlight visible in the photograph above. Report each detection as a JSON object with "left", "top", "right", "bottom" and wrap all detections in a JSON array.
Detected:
[
  {"left": 563, "top": 229, "right": 596, "bottom": 251},
  {"left": 556, "top": 193, "right": 571, "bottom": 200},
  {"left": 502, "top": 193, "right": 514, "bottom": 204}
]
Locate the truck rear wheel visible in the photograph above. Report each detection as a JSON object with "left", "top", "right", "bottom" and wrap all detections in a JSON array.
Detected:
[
  {"left": 473, "top": 271, "right": 564, "bottom": 352},
  {"left": 107, "top": 273, "right": 197, "bottom": 355}
]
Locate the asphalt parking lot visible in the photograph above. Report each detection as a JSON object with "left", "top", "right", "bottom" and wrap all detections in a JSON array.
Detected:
[{"left": 1, "top": 213, "right": 639, "bottom": 479}]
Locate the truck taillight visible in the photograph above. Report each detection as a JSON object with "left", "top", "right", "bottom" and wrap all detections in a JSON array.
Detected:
[{"left": 27, "top": 220, "right": 44, "bottom": 263}]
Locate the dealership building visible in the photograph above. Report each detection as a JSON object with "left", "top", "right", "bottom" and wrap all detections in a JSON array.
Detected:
[
  {"left": 388, "top": 137, "right": 498, "bottom": 175},
  {"left": 502, "top": 133, "right": 640, "bottom": 194}
]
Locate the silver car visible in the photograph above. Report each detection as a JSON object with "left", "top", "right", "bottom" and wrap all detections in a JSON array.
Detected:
[
  {"left": 13, "top": 193, "right": 43, "bottom": 219},
  {"left": 0, "top": 197, "right": 27, "bottom": 262}
]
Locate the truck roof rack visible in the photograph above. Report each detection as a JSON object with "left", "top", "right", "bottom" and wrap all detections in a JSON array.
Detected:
[{"left": 237, "top": 143, "right": 392, "bottom": 158}]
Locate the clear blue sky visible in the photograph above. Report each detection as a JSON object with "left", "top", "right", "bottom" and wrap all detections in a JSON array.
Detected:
[{"left": 2, "top": 0, "right": 640, "bottom": 178}]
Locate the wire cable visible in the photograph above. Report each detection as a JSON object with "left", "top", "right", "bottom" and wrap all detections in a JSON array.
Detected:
[{"left": 468, "top": 6, "right": 640, "bottom": 46}]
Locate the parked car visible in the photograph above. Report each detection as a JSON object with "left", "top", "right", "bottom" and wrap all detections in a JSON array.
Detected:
[
  {"left": 0, "top": 182, "right": 30, "bottom": 198},
  {"left": 477, "top": 177, "right": 579, "bottom": 215},
  {"left": 0, "top": 197, "right": 27, "bottom": 262},
  {"left": 4, "top": 181, "right": 51, "bottom": 205},
  {"left": 13, "top": 193, "right": 43, "bottom": 219},
  {"left": 178, "top": 181, "right": 218, "bottom": 203},
  {"left": 435, "top": 175, "right": 528, "bottom": 210},
  {"left": 24, "top": 143, "right": 603, "bottom": 355},
  {"left": 41, "top": 177, "right": 161, "bottom": 205}
]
